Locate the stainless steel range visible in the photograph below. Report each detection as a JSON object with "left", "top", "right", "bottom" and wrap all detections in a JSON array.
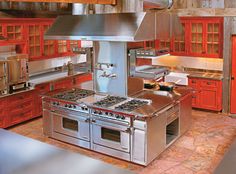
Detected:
[
  {"left": 43, "top": 11, "right": 191, "bottom": 166},
  {"left": 43, "top": 88, "right": 95, "bottom": 149}
]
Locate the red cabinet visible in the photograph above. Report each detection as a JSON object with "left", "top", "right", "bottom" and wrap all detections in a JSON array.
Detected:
[
  {"left": 0, "top": 98, "right": 6, "bottom": 128},
  {"left": 35, "top": 83, "right": 51, "bottom": 117},
  {"left": 188, "top": 77, "right": 222, "bottom": 111},
  {"left": 6, "top": 91, "right": 35, "bottom": 127},
  {"left": 74, "top": 73, "right": 92, "bottom": 85},
  {"left": 0, "top": 18, "right": 81, "bottom": 61},
  {"left": 53, "top": 77, "right": 74, "bottom": 90},
  {"left": 136, "top": 58, "right": 152, "bottom": 66}
]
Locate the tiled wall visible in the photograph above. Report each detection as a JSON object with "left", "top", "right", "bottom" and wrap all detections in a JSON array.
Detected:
[{"left": 152, "top": 56, "right": 223, "bottom": 71}]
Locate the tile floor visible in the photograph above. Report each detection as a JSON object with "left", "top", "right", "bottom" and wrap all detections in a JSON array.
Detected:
[{"left": 9, "top": 110, "right": 236, "bottom": 174}]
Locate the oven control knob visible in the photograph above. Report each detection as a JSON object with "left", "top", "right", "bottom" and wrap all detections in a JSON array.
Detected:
[
  {"left": 121, "top": 116, "right": 125, "bottom": 120},
  {"left": 109, "top": 113, "right": 113, "bottom": 116},
  {"left": 81, "top": 107, "right": 85, "bottom": 110},
  {"left": 98, "top": 111, "right": 102, "bottom": 115},
  {"left": 94, "top": 110, "right": 98, "bottom": 114},
  {"left": 73, "top": 105, "right": 76, "bottom": 109},
  {"left": 68, "top": 105, "right": 72, "bottom": 108},
  {"left": 85, "top": 107, "right": 88, "bottom": 111},
  {"left": 65, "top": 104, "right": 68, "bottom": 107},
  {"left": 115, "top": 115, "right": 120, "bottom": 119}
]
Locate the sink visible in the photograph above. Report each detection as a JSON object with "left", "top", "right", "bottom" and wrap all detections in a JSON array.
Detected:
[{"left": 164, "top": 72, "right": 189, "bottom": 86}]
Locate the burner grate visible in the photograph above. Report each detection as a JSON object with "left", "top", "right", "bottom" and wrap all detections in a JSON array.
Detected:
[
  {"left": 93, "top": 95, "right": 127, "bottom": 107},
  {"left": 115, "top": 99, "right": 149, "bottom": 112},
  {"left": 53, "top": 89, "right": 95, "bottom": 101}
]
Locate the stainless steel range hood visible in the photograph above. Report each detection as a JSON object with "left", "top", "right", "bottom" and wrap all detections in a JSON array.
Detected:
[{"left": 44, "top": 12, "right": 183, "bottom": 42}]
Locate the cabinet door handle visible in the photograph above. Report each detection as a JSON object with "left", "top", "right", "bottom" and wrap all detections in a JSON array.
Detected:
[{"left": 207, "top": 82, "right": 212, "bottom": 85}]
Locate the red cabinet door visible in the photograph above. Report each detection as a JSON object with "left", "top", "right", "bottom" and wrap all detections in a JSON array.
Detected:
[
  {"left": 74, "top": 73, "right": 92, "bottom": 85},
  {"left": 231, "top": 36, "right": 236, "bottom": 114},
  {"left": 35, "top": 83, "right": 51, "bottom": 117},
  {"left": 199, "top": 88, "right": 218, "bottom": 110},
  {"left": 53, "top": 78, "right": 74, "bottom": 90},
  {"left": 0, "top": 99, "right": 6, "bottom": 128}
]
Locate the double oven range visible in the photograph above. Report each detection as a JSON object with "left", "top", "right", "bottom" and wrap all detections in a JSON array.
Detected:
[
  {"left": 43, "top": 89, "right": 147, "bottom": 162},
  {"left": 43, "top": 88, "right": 181, "bottom": 166}
]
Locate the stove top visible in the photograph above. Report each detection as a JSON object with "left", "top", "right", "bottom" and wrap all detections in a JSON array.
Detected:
[
  {"left": 53, "top": 88, "right": 95, "bottom": 101},
  {"left": 115, "top": 99, "right": 149, "bottom": 112},
  {"left": 93, "top": 95, "right": 127, "bottom": 108}
]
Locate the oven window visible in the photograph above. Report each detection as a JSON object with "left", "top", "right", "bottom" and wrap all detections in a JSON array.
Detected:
[
  {"left": 63, "top": 118, "right": 78, "bottom": 131},
  {"left": 101, "top": 127, "right": 120, "bottom": 142}
]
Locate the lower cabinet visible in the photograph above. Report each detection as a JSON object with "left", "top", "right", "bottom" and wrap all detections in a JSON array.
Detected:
[
  {"left": 6, "top": 90, "right": 35, "bottom": 127},
  {"left": 35, "top": 83, "right": 51, "bottom": 117},
  {"left": 0, "top": 98, "right": 7, "bottom": 128},
  {"left": 188, "top": 77, "right": 222, "bottom": 111}
]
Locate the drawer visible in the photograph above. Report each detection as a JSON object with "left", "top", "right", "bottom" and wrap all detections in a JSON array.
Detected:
[
  {"left": 7, "top": 93, "right": 33, "bottom": 107},
  {"left": 8, "top": 109, "right": 33, "bottom": 126},
  {"left": 9, "top": 100, "right": 33, "bottom": 113},
  {"left": 35, "top": 83, "right": 50, "bottom": 94},
  {"left": 188, "top": 78, "right": 200, "bottom": 87},
  {"left": 200, "top": 80, "right": 218, "bottom": 88}
]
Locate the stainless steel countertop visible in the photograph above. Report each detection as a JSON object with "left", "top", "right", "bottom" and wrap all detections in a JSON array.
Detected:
[
  {"left": 43, "top": 80, "right": 192, "bottom": 118},
  {"left": 187, "top": 71, "right": 223, "bottom": 80},
  {"left": 0, "top": 129, "right": 135, "bottom": 174}
]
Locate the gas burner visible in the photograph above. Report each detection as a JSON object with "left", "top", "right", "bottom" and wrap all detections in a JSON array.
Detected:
[
  {"left": 53, "top": 88, "right": 95, "bottom": 101},
  {"left": 115, "top": 99, "right": 149, "bottom": 112},
  {"left": 93, "top": 95, "right": 127, "bottom": 107}
]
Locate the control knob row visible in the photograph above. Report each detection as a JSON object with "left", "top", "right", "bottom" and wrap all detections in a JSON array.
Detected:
[
  {"left": 64, "top": 104, "right": 76, "bottom": 109},
  {"left": 52, "top": 101, "right": 60, "bottom": 106}
]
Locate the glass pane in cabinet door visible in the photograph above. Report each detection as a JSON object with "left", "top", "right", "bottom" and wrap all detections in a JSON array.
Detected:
[
  {"left": 214, "top": 44, "right": 219, "bottom": 54},
  {"left": 197, "top": 24, "right": 203, "bottom": 32},
  {"left": 16, "top": 33, "right": 21, "bottom": 40},
  {"left": 208, "top": 24, "right": 213, "bottom": 32},
  {"left": 29, "top": 36, "right": 34, "bottom": 45},
  {"left": 35, "top": 36, "right": 40, "bottom": 45},
  {"left": 214, "top": 24, "right": 219, "bottom": 32},
  {"left": 29, "top": 47, "right": 35, "bottom": 56},
  {"left": 35, "top": 26, "right": 40, "bottom": 34},
  {"left": 192, "top": 24, "right": 197, "bottom": 32},
  {"left": 15, "top": 26, "right": 21, "bottom": 33},
  {"left": 44, "top": 46, "right": 49, "bottom": 55},
  {"left": 214, "top": 34, "right": 219, "bottom": 42},
  {"left": 192, "top": 34, "right": 197, "bottom": 42},
  {"left": 36, "top": 46, "right": 40, "bottom": 56},
  {"left": 7, "top": 26, "right": 13, "bottom": 32},
  {"left": 49, "top": 45, "right": 54, "bottom": 55},
  {"left": 197, "top": 34, "right": 202, "bottom": 42},
  {"left": 197, "top": 44, "right": 203, "bottom": 53},
  {"left": 7, "top": 33, "right": 14, "bottom": 40},
  {"left": 174, "top": 42, "right": 179, "bottom": 51},
  {"left": 180, "top": 43, "right": 185, "bottom": 52},
  {"left": 208, "top": 34, "right": 213, "bottom": 42},
  {"left": 207, "top": 44, "right": 213, "bottom": 54}
]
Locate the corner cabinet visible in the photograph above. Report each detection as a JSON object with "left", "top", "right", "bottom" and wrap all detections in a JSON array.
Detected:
[{"left": 188, "top": 77, "right": 222, "bottom": 111}]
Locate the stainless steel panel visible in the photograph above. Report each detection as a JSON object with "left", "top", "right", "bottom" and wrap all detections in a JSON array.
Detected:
[
  {"left": 92, "top": 144, "right": 130, "bottom": 161},
  {"left": 53, "top": 112, "right": 90, "bottom": 141},
  {"left": 94, "top": 42, "right": 128, "bottom": 96},
  {"left": 7, "top": 54, "right": 29, "bottom": 85},
  {"left": 179, "top": 93, "right": 192, "bottom": 135},
  {"left": 43, "top": 108, "right": 53, "bottom": 137},
  {"left": 52, "top": 131, "right": 90, "bottom": 149},
  {"left": 44, "top": 12, "right": 182, "bottom": 42},
  {"left": 132, "top": 129, "right": 146, "bottom": 165}
]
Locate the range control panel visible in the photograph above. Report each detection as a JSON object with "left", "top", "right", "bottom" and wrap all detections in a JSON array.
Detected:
[
  {"left": 51, "top": 101, "right": 89, "bottom": 113},
  {"left": 91, "top": 109, "right": 131, "bottom": 123}
]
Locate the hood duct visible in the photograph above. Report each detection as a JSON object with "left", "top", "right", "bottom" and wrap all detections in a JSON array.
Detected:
[{"left": 44, "top": 12, "right": 183, "bottom": 42}]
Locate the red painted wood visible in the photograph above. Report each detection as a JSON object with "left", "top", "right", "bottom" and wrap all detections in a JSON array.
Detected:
[
  {"left": 171, "top": 17, "right": 223, "bottom": 58},
  {"left": 188, "top": 77, "right": 222, "bottom": 111},
  {"left": 6, "top": 91, "right": 35, "bottom": 127},
  {"left": 53, "top": 77, "right": 74, "bottom": 90},
  {"left": 136, "top": 58, "right": 152, "bottom": 66},
  {"left": 0, "top": 98, "right": 6, "bottom": 128},
  {"left": 35, "top": 83, "right": 51, "bottom": 116},
  {"left": 74, "top": 73, "right": 92, "bottom": 85},
  {"left": 230, "top": 36, "right": 236, "bottom": 114}
]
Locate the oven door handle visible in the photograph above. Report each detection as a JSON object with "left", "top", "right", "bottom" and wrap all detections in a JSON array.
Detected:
[
  {"left": 52, "top": 112, "right": 88, "bottom": 122},
  {"left": 92, "top": 120, "right": 129, "bottom": 132}
]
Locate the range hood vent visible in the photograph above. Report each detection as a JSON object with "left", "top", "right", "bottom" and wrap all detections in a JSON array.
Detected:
[{"left": 44, "top": 12, "right": 183, "bottom": 42}]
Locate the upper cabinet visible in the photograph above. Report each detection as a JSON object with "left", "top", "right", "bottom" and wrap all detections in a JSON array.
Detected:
[
  {"left": 0, "top": 18, "right": 81, "bottom": 61},
  {"left": 144, "top": 17, "right": 224, "bottom": 59}
]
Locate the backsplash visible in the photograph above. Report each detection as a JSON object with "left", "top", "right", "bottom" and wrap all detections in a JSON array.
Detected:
[{"left": 152, "top": 56, "right": 223, "bottom": 71}]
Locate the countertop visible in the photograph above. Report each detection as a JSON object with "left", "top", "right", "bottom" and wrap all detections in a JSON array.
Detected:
[
  {"left": 42, "top": 80, "right": 192, "bottom": 119},
  {"left": 0, "top": 129, "right": 135, "bottom": 174},
  {"left": 186, "top": 71, "right": 223, "bottom": 80}
]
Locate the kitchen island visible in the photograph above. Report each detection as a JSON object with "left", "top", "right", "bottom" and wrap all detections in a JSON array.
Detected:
[
  {"left": 42, "top": 81, "right": 192, "bottom": 166},
  {"left": 0, "top": 129, "right": 134, "bottom": 174}
]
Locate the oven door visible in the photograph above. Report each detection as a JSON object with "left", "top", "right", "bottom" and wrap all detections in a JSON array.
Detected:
[
  {"left": 52, "top": 112, "right": 90, "bottom": 141},
  {"left": 92, "top": 119, "right": 130, "bottom": 152}
]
